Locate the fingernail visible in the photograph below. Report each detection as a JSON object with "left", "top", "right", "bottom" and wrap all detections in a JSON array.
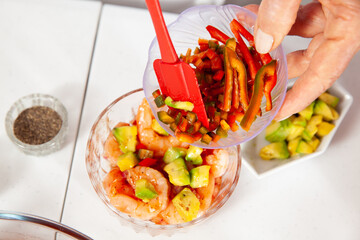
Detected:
[{"left": 255, "top": 28, "right": 274, "bottom": 54}]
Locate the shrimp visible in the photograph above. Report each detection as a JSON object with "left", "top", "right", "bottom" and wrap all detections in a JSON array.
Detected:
[
  {"left": 136, "top": 98, "right": 189, "bottom": 157},
  {"left": 205, "top": 149, "right": 229, "bottom": 178},
  {"left": 195, "top": 173, "right": 215, "bottom": 212},
  {"left": 152, "top": 201, "right": 185, "bottom": 225},
  {"left": 110, "top": 166, "right": 170, "bottom": 220},
  {"left": 103, "top": 122, "right": 129, "bottom": 165},
  {"left": 212, "top": 177, "right": 222, "bottom": 200}
]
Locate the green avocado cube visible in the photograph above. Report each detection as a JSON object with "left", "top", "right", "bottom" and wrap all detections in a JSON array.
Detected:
[
  {"left": 117, "top": 152, "right": 139, "bottom": 171},
  {"left": 151, "top": 119, "right": 169, "bottom": 136},
  {"left": 164, "top": 96, "right": 194, "bottom": 112},
  {"left": 286, "top": 124, "right": 305, "bottom": 141},
  {"left": 112, "top": 126, "right": 137, "bottom": 153},
  {"left": 314, "top": 99, "right": 334, "bottom": 121},
  {"left": 318, "top": 92, "right": 339, "bottom": 108},
  {"left": 265, "top": 119, "right": 291, "bottom": 143},
  {"left": 296, "top": 140, "right": 314, "bottom": 154},
  {"left": 190, "top": 165, "right": 211, "bottom": 188},
  {"left": 164, "top": 158, "right": 190, "bottom": 186},
  {"left": 308, "top": 137, "right": 320, "bottom": 151},
  {"left": 288, "top": 137, "right": 301, "bottom": 157},
  {"left": 185, "top": 146, "right": 203, "bottom": 165},
  {"left": 135, "top": 179, "right": 158, "bottom": 202},
  {"left": 259, "top": 141, "right": 290, "bottom": 160},
  {"left": 316, "top": 122, "right": 335, "bottom": 137},
  {"left": 292, "top": 115, "right": 307, "bottom": 127},
  {"left": 299, "top": 101, "right": 315, "bottom": 120},
  {"left": 302, "top": 115, "right": 322, "bottom": 141},
  {"left": 172, "top": 188, "right": 200, "bottom": 222},
  {"left": 163, "top": 147, "right": 187, "bottom": 164}
]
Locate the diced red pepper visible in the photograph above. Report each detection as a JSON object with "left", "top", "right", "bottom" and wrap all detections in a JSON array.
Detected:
[
  {"left": 199, "top": 43, "right": 209, "bottom": 51},
  {"left": 241, "top": 60, "right": 277, "bottom": 131},
  {"left": 203, "top": 59, "right": 211, "bottom": 70},
  {"left": 213, "top": 70, "right": 224, "bottom": 81},
  {"left": 152, "top": 89, "right": 161, "bottom": 99},
  {"left": 198, "top": 38, "right": 209, "bottom": 45},
  {"left": 212, "top": 134, "right": 221, "bottom": 143},
  {"left": 138, "top": 158, "right": 158, "bottom": 167},
  {"left": 210, "top": 56, "right": 223, "bottom": 71},
  {"left": 176, "top": 132, "right": 196, "bottom": 143},
  {"left": 178, "top": 117, "right": 189, "bottom": 132},
  {"left": 136, "top": 143, "right": 147, "bottom": 151},
  {"left": 206, "top": 48, "right": 217, "bottom": 60}
]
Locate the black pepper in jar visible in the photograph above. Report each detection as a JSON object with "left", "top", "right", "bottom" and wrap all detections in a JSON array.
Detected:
[{"left": 13, "top": 106, "right": 63, "bottom": 145}]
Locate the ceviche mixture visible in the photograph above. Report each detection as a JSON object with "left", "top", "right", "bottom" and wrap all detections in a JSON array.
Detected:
[
  {"left": 102, "top": 99, "right": 229, "bottom": 224},
  {"left": 152, "top": 19, "right": 278, "bottom": 145}
]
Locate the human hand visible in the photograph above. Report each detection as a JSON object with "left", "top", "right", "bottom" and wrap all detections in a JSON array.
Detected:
[{"left": 245, "top": 0, "right": 360, "bottom": 120}]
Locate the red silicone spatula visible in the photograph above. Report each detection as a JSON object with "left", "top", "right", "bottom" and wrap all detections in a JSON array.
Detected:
[{"left": 145, "top": 0, "right": 209, "bottom": 128}]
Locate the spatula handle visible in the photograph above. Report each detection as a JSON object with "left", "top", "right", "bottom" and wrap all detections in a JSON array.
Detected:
[{"left": 145, "top": 0, "right": 178, "bottom": 64}]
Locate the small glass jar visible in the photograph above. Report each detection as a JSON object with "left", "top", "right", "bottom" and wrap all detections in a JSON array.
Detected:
[{"left": 5, "top": 93, "right": 68, "bottom": 156}]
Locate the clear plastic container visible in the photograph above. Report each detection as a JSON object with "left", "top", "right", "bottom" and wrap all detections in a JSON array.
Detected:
[
  {"left": 85, "top": 89, "right": 241, "bottom": 236},
  {"left": 5, "top": 93, "right": 68, "bottom": 156},
  {"left": 143, "top": 4, "right": 288, "bottom": 149}
]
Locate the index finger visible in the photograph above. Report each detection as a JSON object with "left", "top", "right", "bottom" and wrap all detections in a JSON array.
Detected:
[{"left": 254, "top": 0, "right": 301, "bottom": 53}]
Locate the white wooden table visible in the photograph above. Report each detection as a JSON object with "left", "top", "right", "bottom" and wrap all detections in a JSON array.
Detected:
[{"left": 1, "top": 1, "right": 360, "bottom": 239}]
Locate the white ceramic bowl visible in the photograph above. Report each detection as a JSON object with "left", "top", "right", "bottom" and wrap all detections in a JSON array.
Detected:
[
  {"left": 143, "top": 4, "right": 288, "bottom": 149},
  {"left": 241, "top": 81, "right": 353, "bottom": 178}
]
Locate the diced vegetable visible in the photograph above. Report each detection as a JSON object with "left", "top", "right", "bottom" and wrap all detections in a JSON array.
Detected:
[
  {"left": 164, "top": 158, "right": 190, "bottom": 186},
  {"left": 117, "top": 152, "right": 139, "bottom": 171},
  {"left": 190, "top": 165, "right": 211, "bottom": 188},
  {"left": 112, "top": 126, "right": 137, "bottom": 153},
  {"left": 135, "top": 179, "right": 158, "bottom": 202},
  {"left": 138, "top": 149, "right": 154, "bottom": 160},
  {"left": 172, "top": 188, "right": 200, "bottom": 222}
]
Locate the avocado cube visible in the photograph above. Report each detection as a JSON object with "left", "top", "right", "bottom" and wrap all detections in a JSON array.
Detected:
[
  {"left": 151, "top": 119, "right": 169, "bottom": 136},
  {"left": 330, "top": 107, "right": 339, "bottom": 120},
  {"left": 112, "top": 126, "right": 138, "bottom": 153},
  {"left": 117, "top": 152, "right": 139, "bottom": 171},
  {"left": 163, "top": 147, "right": 187, "bottom": 164},
  {"left": 185, "top": 146, "right": 203, "bottom": 165},
  {"left": 190, "top": 165, "right": 211, "bottom": 188},
  {"left": 164, "top": 96, "right": 194, "bottom": 112},
  {"left": 296, "top": 140, "right": 314, "bottom": 154},
  {"left": 316, "top": 122, "right": 335, "bottom": 137},
  {"left": 299, "top": 101, "right": 315, "bottom": 120},
  {"left": 314, "top": 99, "right": 334, "bottom": 121},
  {"left": 286, "top": 124, "right": 305, "bottom": 141},
  {"left": 265, "top": 119, "right": 291, "bottom": 142},
  {"left": 292, "top": 115, "right": 307, "bottom": 127},
  {"left": 259, "top": 141, "right": 290, "bottom": 160},
  {"left": 308, "top": 137, "right": 320, "bottom": 151},
  {"left": 172, "top": 188, "right": 200, "bottom": 222},
  {"left": 135, "top": 179, "right": 158, "bottom": 202},
  {"left": 288, "top": 137, "right": 301, "bottom": 156},
  {"left": 302, "top": 115, "right": 322, "bottom": 141},
  {"left": 318, "top": 92, "right": 339, "bottom": 108},
  {"left": 164, "top": 158, "right": 190, "bottom": 186}
]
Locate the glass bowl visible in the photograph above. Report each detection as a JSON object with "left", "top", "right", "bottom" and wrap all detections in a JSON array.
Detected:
[
  {"left": 0, "top": 211, "right": 92, "bottom": 240},
  {"left": 5, "top": 93, "right": 68, "bottom": 156},
  {"left": 85, "top": 88, "right": 241, "bottom": 236},
  {"left": 143, "top": 4, "right": 288, "bottom": 149}
]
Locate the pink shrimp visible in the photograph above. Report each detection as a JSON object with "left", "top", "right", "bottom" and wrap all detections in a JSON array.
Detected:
[
  {"left": 205, "top": 149, "right": 229, "bottom": 178},
  {"left": 109, "top": 166, "right": 170, "bottom": 220},
  {"left": 195, "top": 173, "right": 215, "bottom": 212},
  {"left": 152, "top": 201, "right": 185, "bottom": 225},
  {"left": 103, "top": 122, "right": 129, "bottom": 165},
  {"left": 136, "top": 98, "right": 189, "bottom": 157}
]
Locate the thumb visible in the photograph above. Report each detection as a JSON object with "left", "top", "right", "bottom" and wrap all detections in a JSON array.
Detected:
[{"left": 254, "top": 0, "right": 302, "bottom": 54}]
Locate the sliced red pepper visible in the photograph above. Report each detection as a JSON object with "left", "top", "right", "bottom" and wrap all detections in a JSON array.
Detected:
[
  {"left": 230, "top": 24, "right": 258, "bottom": 81},
  {"left": 264, "top": 68, "right": 277, "bottom": 111},
  {"left": 226, "top": 39, "right": 249, "bottom": 110},
  {"left": 206, "top": 25, "right": 230, "bottom": 44},
  {"left": 222, "top": 44, "right": 234, "bottom": 112},
  {"left": 240, "top": 60, "right": 277, "bottom": 131},
  {"left": 249, "top": 47, "right": 262, "bottom": 69},
  {"left": 230, "top": 19, "right": 272, "bottom": 65},
  {"left": 232, "top": 68, "right": 240, "bottom": 109},
  {"left": 138, "top": 158, "right": 158, "bottom": 167}
]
